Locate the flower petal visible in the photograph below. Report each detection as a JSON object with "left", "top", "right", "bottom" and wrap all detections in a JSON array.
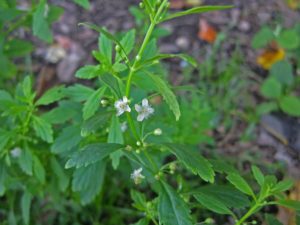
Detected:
[
  {"left": 142, "top": 99, "right": 148, "bottom": 107},
  {"left": 137, "top": 114, "right": 145, "bottom": 122}
]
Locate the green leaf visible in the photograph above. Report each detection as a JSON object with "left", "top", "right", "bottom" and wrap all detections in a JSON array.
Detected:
[
  {"left": 138, "top": 53, "right": 197, "bottom": 68},
  {"left": 261, "top": 78, "right": 282, "bottom": 99},
  {"left": 276, "top": 200, "right": 300, "bottom": 211},
  {"left": 161, "top": 5, "right": 233, "bottom": 22},
  {"left": 272, "top": 179, "right": 294, "bottom": 193},
  {"left": 32, "top": 0, "right": 52, "bottom": 43},
  {"left": 158, "top": 181, "right": 193, "bottom": 225},
  {"left": 131, "top": 218, "right": 149, "bottom": 225},
  {"left": 108, "top": 115, "right": 124, "bottom": 169},
  {"left": 100, "top": 73, "right": 123, "bottom": 97},
  {"left": 278, "top": 29, "right": 300, "bottom": 50},
  {"left": 252, "top": 27, "right": 275, "bottom": 49},
  {"left": 279, "top": 95, "right": 300, "bottom": 117},
  {"left": 72, "top": 0, "right": 90, "bottom": 9},
  {"left": 83, "top": 87, "right": 106, "bottom": 120},
  {"left": 0, "top": 162, "right": 7, "bottom": 196},
  {"left": 35, "top": 85, "right": 65, "bottom": 106},
  {"left": 22, "top": 76, "right": 33, "bottom": 100},
  {"left": 251, "top": 165, "right": 265, "bottom": 186},
  {"left": 72, "top": 160, "right": 106, "bottom": 205},
  {"left": 33, "top": 156, "right": 45, "bottom": 184},
  {"left": 194, "top": 191, "right": 233, "bottom": 215},
  {"left": 226, "top": 173, "right": 255, "bottom": 197},
  {"left": 18, "top": 149, "right": 33, "bottom": 176},
  {"left": 75, "top": 65, "right": 100, "bottom": 80},
  {"left": 148, "top": 73, "right": 180, "bottom": 120},
  {"left": 21, "top": 192, "right": 32, "bottom": 225},
  {"left": 99, "top": 31, "right": 113, "bottom": 64},
  {"left": 115, "top": 29, "right": 136, "bottom": 62},
  {"left": 270, "top": 61, "right": 294, "bottom": 86},
  {"left": 81, "top": 111, "right": 112, "bottom": 136},
  {"left": 131, "top": 190, "right": 148, "bottom": 211},
  {"left": 164, "top": 144, "right": 214, "bottom": 183},
  {"left": 0, "top": 129, "right": 11, "bottom": 152},
  {"left": 256, "top": 102, "right": 278, "bottom": 116},
  {"left": 265, "top": 214, "right": 283, "bottom": 225},
  {"left": 63, "top": 84, "right": 94, "bottom": 102},
  {"left": 195, "top": 185, "right": 250, "bottom": 208},
  {"left": 65, "top": 143, "right": 123, "bottom": 169},
  {"left": 50, "top": 157, "right": 69, "bottom": 192},
  {"left": 210, "top": 159, "right": 238, "bottom": 174},
  {"left": 51, "top": 125, "right": 82, "bottom": 154},
  {"left": 32, "top": 116, "right": 53, "bottom": 143},
  {"left": 4, "top": 39, "right": 33, "bottom": 58}
]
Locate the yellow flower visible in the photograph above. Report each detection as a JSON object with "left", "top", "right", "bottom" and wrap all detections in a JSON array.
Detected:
[{"left": 257, "top": 44, "right": 285, "bottom": 70}]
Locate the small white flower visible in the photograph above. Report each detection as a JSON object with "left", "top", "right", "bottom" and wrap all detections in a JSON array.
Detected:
[
  {"left": 114, "top": 96, "right": 131, "bottom": 116},
  {"left": 154, "top": 128, "right": 162, "bottom": 136},
  {"left": 120, "top": 122, "right": 128, "bottom": 132},
  {"left": 10, "top": 147, "right": 22, "bottom": 158},
  {"left": 135, "top": 99, "right": 154, "bottom": 122},
  {"left": 130, "top": 167, "right": 145, "bottom": 185}
]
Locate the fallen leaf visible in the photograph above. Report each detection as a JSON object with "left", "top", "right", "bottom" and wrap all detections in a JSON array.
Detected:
[
  {"left": 277, "top": 180, "right": 300, "bottom": 225},
  {"left": 198, "top": 19, "right": 217, "bottom": 43},
  {"left": 286, "top": 0, "right": 300, "bottom": 9},
  {"left": 257, "top": 42, "right": 285, "bottom": 70}
]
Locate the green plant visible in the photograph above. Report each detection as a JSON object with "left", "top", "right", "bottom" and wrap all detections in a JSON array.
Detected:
[{"left": 0, "top": 1, "right": 299, "bottom": 225}]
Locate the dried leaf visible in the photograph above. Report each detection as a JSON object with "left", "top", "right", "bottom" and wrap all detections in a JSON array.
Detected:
[
  {"left": 198, "top": 19, "right": 217, "bottom": 43},
  {"left": 277, "top": 180, "right": 300, "bottom": 225},
  {"left": 257, "top": 43, "right": 285, "bottom": 70}
]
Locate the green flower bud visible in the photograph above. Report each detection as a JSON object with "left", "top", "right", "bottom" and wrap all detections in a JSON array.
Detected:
[
  {"left": 139, "top": 2, "right": 144, "bottom": 8},
  {"left": 115, "top": 45, "right": 121, "bottom": 52}
]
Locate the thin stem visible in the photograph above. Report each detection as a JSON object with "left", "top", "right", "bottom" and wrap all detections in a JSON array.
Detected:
[
  {"left": 126, "top": 113, "right": 140, "bottom": 141},
  {"left": 235, "top": 203, "right": 262, "bottom": 225}
]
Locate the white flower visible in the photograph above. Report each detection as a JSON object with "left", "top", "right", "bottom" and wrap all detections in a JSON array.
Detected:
[
  {"left": 114, "top": 96, "right": 131, "bottom": 116},
  {"left": 130, "top": 167, "right": 145, "bottom": 185},
  {"left": 10, "top": 147, "right": 22, "bottom": 158},
  {"left": 120, "top": 122, "right": 128, "bottom": 132},
  {"left": 135, "top": 99, "right": 154, "bottom": 122}
]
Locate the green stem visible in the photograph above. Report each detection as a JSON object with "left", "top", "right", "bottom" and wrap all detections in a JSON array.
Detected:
[
  {"left": 125, "top": 0, "right": 168, "bottom": 97},
  {"left": 126, "top": 113, "right": 140, "bottom": 141},
  {"left": 235, "top": 203, "right": 262, "bottom": 225}
]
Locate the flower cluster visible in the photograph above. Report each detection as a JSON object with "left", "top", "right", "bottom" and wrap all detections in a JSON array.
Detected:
[{"left": 114, "top": 97, "right": 154, "bottom": 122}]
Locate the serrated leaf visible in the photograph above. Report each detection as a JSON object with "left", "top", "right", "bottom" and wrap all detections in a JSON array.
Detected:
[
  {"left": 276, "top": 200, "right": 300, "bottom": 210},
  {"left": 21, "top": 192, "right": 32, "bottom": 225},
  {"left": 33, "top": 156, "right": 45, "bottom": 184},
  {"left": 50, "top": 157, "right": 69, "bottom": 192},
  {"left": 194, "top": 191, "right": 233, "bottom": 215},
  {"left": 158, "top": 181, "right": 193, "bottom": 225},
  {"left": 32, "top": 0, "right": 52, "bottom": 43},
  {"left": 0, "top": 129, "right": 11, "bottom": 152},
  {"left": 32, "top": 116, "right": 53, "bottom": 143},
  {"left": 99, "top": 30, "right": 113, "bottom": 64},
  {"left": 65, "top": 143, "right": 123, "bottom": 169},
  {"left": 4, "top": 39, "right": 33, "bottom": 58},
  {"left": 195, "top": 185, "right": 250, "bottom": 208},
  {"left": 51, "top": 125, "right": 82, "bottom": 154},
  {"left": 63, "top": 84, "right": 94, "bottom": 102},
  {"left": 35, "top": 85, "right": 65, "bottom": 106},
  {"left": 160, "top": 5, "right": 233, "bottom": 22},
  {"left": 272, "top": 179, "right": 294, "bottom": 193},
  {"left": 148, "top": 73, "right": 180, "bottom": 120},
  {"left": 72, "top": 160, "right": 106, "bottom": 205},
  {"left": 18, "top": 149, "right": 33, "bottom": 176},
  {"left": 75, "top": 65, "right": 100, "bottom": 80},
  {"left": 279, "top": 95, "right": 300, "bottom": 117},
  {"left": 115, "top": 29, "right": 136, "bottom": 62},
  {"left": 251, "top": 165, "right": 265, "bottom": 186},
  {"left": 100, "top": 74, "right": 123, "bottom": 97},
  {"left": 83, "top": 87, "right": 106, "bottom": 120},
  {"left": 164, "top": 144, "right": 214, "bottom": 183},
  {"left": 108, "top": 115, "right": 124, "bottom": 170},
  {"left": 226, "top": 173, "right": 255, "bottom": 197}
]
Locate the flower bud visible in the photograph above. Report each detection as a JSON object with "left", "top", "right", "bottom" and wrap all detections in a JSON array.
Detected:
[
  {"left": 154, "top": 128, "right": 162, "bottom": 136},
  {"left": 135, "top": 55, "right": 141, "bottom": 61},
  {"left": 139, "top": 2, "right": 144, "bottom": 8},
  {"left": 136, "top": 141, "right": 141, "bottom": 146},
  {"left": 115, "top": 45, "right": 121, "bottom": 52},
  {"left": 100, "top": 99, "right": 108, "bottom": 107}
]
